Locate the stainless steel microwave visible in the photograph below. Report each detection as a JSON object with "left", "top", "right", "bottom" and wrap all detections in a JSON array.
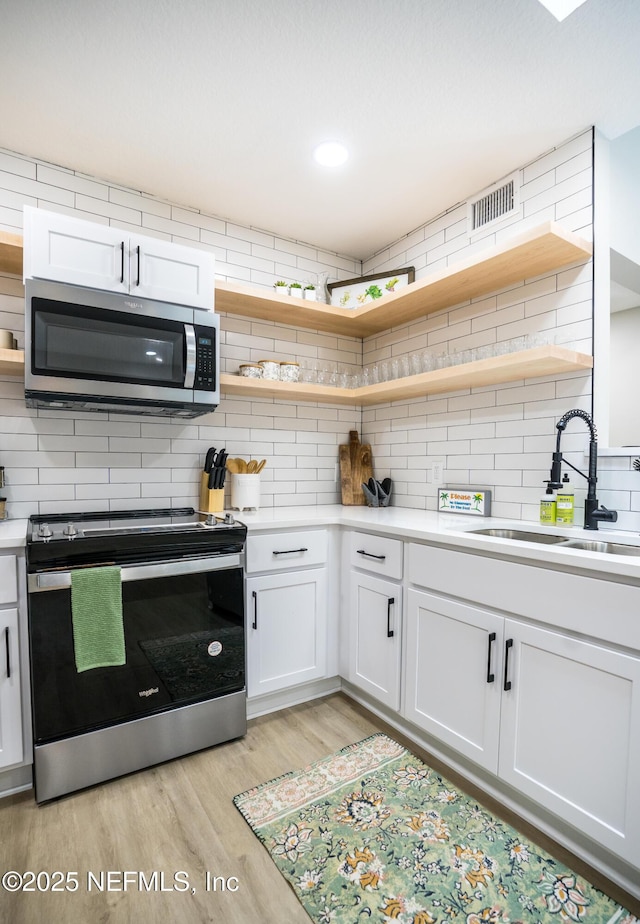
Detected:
[{"left": 25, "top": 279, "right": 220, "bottom": 417}]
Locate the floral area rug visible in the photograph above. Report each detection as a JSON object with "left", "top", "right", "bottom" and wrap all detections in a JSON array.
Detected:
[{"left": 233, "top": 733, "right": 637, "bottom": 924}]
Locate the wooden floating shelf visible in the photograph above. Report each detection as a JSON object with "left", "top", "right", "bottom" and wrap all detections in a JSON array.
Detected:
[
  {"left": 215, "top": 221, "right": 592, "bottom": 338},
  {"left": 0, "top": 221, "right": 592, "bottom": 340},
  {"left": 221, "top": 345, "right": 593, "bottom": 407},
  {"left": 0, "top": 348, "right": 24, "bottom": 376},
  {"left": 0, "top": 231, "right": 23, "bottom": 277},
  {"left": 1, "top": 346, "right": 592, "bottom": 405}
]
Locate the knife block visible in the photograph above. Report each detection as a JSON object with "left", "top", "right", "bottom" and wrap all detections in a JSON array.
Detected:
[{"left": 199, "top": 472, "right": 224, "bottom": 513}]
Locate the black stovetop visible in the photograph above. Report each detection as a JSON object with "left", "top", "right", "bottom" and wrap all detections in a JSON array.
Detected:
[{"left": 27, "top": 507, "right": 247, "bottom": 571}]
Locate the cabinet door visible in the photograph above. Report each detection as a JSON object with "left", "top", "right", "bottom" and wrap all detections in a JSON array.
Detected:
[
  {"left": 348, "top": 572, "right": 402, "bottom": 710},
  {"left": 246, "top": 569, "right": 327, "bottom": 697},
  {"left": 404, "top": 589, "right": 503, "bottom": 774},
  {"left": 133, "top": 235, "right": 214, "bottom": 309},
  {"left": 0, "top": 607, "right": 23, "bottom": 769},
  {"left": 25, "top": 207, "right": 127, "bottom": 292},
  {"left": 499, "top": 620, "right": 640, "bottom": 867}
]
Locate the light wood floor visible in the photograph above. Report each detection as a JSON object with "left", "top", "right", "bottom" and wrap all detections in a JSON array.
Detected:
[{"left": 1, "top": 693, "right": 638, "bottom": 923}]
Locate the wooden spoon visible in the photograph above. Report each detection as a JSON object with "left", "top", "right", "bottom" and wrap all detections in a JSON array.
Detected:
[
  {"left": 226, "top": 457, "right": 243, "bottom": 474},
  {"left": 247, "top": 460, "right": 258, "bottom": 473},
  {"left": 255, "top": 459, "right": 267, "bottom": 473}
]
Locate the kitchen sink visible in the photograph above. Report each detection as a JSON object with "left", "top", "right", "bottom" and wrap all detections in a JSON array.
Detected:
[
  {"left": 466, "top": 527, "right": 640, "bottom": 556},
  {"left": 465, "top": 528, "right": 569, "bottom": 544},
  {"left": 561, "top": 539, "right": 640, "bottom": 556}
]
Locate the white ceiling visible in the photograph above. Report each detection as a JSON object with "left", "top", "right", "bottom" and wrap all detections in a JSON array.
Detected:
[{"left": 1, "top": 0, "right": 640, "bottom": 260}]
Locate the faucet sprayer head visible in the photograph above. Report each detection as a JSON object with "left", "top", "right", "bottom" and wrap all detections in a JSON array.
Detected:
[{"left": 556, "top": 408, "right": 597, "bottom": 442}]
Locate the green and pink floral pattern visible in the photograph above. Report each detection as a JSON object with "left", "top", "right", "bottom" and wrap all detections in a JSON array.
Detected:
[{"left": 234, "top": 734, "right": 636, "bottom": 924}]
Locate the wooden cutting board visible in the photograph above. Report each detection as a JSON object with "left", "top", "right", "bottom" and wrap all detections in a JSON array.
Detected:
[{"left": 339, "top": 430, "right": 373, "bottom": 505}]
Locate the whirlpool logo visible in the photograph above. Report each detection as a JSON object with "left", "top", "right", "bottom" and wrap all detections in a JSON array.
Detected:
[{"left": 138, "top": 687, "right": 160, "bottom": 698}]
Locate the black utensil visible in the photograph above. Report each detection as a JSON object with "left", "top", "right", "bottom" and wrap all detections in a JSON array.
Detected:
[
  {"left": 633, "top": 458, "right": 640, "bottom": 472},
  {"left": 204, "top": 447, "right": 216, "bottom": 473}
]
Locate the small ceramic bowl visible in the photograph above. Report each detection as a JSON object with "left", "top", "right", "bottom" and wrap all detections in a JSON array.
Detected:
[
  {"left": 258, "top": 360, "right": 280, "bottom": 381},
  {"left": 279, "top": 361, "right": 300, "bottom": 383},
  {"left": 239, "top": 363, "right": 263, "bottom": 379}
]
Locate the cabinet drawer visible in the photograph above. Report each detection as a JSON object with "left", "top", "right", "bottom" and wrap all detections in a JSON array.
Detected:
[
  {"left": 348, "top": 532, "right": 403, "bottom": 580},
  {"left": 246, "top": 530, "right": 328, "bottom": 573},
  {"left": 0, "top": 555, "right": 17, "bottom": 605}
]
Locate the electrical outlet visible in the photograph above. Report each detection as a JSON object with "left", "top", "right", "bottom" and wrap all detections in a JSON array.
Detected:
[{"left": 432, "top": 461, "right": 443, "bottom": 484}]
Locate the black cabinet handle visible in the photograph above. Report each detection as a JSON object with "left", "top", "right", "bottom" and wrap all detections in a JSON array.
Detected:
[
  {"left": 357, "top": 549, "right": 386, "bottom": 561},
  {"left": 272, "top": 548, "right": 308, "bottom": 556},
  {"left": 4, "top": 627, "right": 10, "bottom": 679},
  {"left": 136, "top": 245, "right": 141, "bottom": 287},
  {"left": 503, "top": 638, "right": 513, "bottom": 691},
  {"left": 120, "top": 241, "right": 125, "bottom": 284},
  {"left": 486, "top": 631, "right": 496, "bottom": 683},
  {"left": 387, "top": 597, "right": 395, "bottom": 638},
  {"left": 252, "top": 590, "right": 258, "bottom": 630}
]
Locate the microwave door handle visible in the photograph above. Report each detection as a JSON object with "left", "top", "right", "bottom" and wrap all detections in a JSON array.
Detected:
[{"left": 184, "top": 324, "right": 196, "bottom": 389}]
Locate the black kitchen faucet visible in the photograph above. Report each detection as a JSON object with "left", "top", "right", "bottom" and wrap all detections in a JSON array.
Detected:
[{"left": 548, "top": 408, "right": 618, "bottom": 530}]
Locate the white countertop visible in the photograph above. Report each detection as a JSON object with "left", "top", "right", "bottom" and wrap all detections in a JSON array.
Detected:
[
  {"left": 4, "top": 505, "right": 640, "bottom": 581},
  {"left": 0, "top": 518, "right": 28, "bottom": 550},
  {"left": 240, "top": 504, "right": 640, "bottom": 582}
]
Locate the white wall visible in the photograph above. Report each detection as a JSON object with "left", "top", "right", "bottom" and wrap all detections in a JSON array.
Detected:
[
  {"left": 610, "top": 125, "right": 640, "bottom": 265},
  {"left": 609, "top": 305, "right": 640, "bottom": 447},
  {"left": 2, "top": 128, "right": 638, "bottom": 528}
]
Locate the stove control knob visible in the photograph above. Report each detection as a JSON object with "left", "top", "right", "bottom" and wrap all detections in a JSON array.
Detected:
[
  {"left": 63, "top": 522, "right": 77, "bottom": 538},
  {"left": 38, "top": 522, "right": 52, "bottom": 539},
  {"left": 223, "top": 513, "right": 235, "bottom": 525},
  {"left": 205, "top": 514, "right": 217, "bottom": 527}
]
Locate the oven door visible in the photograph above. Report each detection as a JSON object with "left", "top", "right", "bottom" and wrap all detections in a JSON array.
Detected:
[{"left": 28, "top": 554, "right": 244, "bottom": 744}]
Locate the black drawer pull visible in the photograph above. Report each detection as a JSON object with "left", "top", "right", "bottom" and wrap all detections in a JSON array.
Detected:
[
  {"left": 357, "top": 549, "right": 386, "bottom": 561},
  {"left": 272, "top": 548, "right": 308, "bottom": 556},
  {"left": 486, "top": 631, "right": 496, "bottom": 683},
  {"left": 120, "top": 241, "right": 125, "bottom": 284},
  {"left": 4, "top": 627, "right": 10, "bottom": 679},
  {"left": 252, "top": 590, "right": 258, "bottom": 630},
  {"left": 136, "top": 245, "right": 141, "bottom": 287},
  {"left": 504, "top": 638, "right": 514, "bottom": 691},
  {"left": 387, "top": 597, "right": 395, "bottom": 638}
]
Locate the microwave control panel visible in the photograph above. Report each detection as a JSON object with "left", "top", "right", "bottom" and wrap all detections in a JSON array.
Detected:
[{"left": 194, "top": 326, "right": 216, "bottom": 390}]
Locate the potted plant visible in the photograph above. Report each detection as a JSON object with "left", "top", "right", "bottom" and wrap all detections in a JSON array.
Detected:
[
  {"left": 303, "top": 284, "right": 316, "bottom": 301},
  {"left": 290, "top": 282, "right": 303, "bottom": 298},
  {"left": 274, "top": 280, "right": 288, "bottom": 295}
]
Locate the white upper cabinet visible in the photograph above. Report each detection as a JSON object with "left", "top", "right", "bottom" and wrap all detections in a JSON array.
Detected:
[{"left": 23, "top": 207, "right": 215, "bottom": 310}]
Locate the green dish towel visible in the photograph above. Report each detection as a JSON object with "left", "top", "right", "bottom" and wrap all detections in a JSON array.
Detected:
[{"left": 71, "top": 566, "right": 125, "bottom": 673}]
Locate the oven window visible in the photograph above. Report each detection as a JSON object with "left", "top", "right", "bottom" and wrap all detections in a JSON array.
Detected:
[
  {"left": 29, "top": 567, "right": 245, "bottom": 743},
  {"left": 32, "top": 298, "right": 185, "bottom": 386}
]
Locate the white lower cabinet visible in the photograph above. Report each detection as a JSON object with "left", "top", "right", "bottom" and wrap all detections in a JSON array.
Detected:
[
  {"left": 246, "top": 569, "right": 328, "bottom": 697},
  {"left": 404, "top": 586, "right": 640, "bottom": 867},
  {"left": 404, "top": 589, "right": 502, "bottom": 772},
  {"left": 0, "top": 550, "right": 23, "bottom": 770},
  {"left": 348, "top": 572, "right": 402, "bottom": 710},
  {"left": 499, "top": 618, "right": 640, "bottom": 867}
]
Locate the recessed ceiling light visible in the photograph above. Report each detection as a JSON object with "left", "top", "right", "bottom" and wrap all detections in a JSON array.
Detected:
[
  {"left": 536, "top": 0, "right": 588, "bottom": 21},
  {"left": 313, "top": 141, "right": 349, "bottom": 167}
]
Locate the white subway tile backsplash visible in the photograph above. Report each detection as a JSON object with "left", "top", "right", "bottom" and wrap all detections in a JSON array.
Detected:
[{"left": 0, "top": 130, "right": 611, "bottom": 520}]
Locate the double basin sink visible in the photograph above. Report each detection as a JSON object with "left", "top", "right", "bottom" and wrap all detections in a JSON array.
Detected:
[{"left": 466, "top": 527, "right": 640, "bottom": 557}]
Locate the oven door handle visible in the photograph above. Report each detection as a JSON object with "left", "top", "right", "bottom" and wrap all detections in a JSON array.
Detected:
[{"left": 28, "top": 553, "right": 242, "bottom": 593}]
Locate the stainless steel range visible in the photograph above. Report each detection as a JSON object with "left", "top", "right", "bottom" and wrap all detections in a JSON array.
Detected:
[{"left": 26, "top": 507, "right": 247, "bottom": 803}]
